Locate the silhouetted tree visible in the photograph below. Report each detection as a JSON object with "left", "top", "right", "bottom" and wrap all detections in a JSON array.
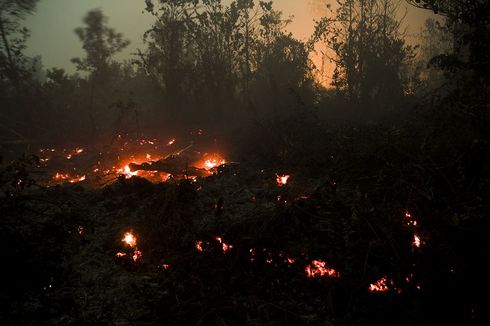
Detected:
[
  {"left": 72, "top": 9, "right": 130, "bottom": 83},
  {"left": 312, "top": 0, "right": 416, "bottom": 111},
  {"left": 407, "top": 0, "right": 490, "bottom": 85},
  {"left": 0, "top": 0, "right": 38, "bottom": 96},
  {"left": 71, "top": 9, "right": 130, "bottom": 138}
]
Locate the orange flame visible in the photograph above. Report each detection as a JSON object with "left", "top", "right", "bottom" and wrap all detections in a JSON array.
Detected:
[
  {"left": 276, "top": 174, "right": 290, "bottom": 186},
  {"left": 368, "top": 276, "right": 391, "bottom": 293},
  {"left": 132, "top": 249, "right": 142, "bottom": 262},
  {"left": 305, "top": 260, "right": 340, "bottom": 278},
  {"left": 122, "top": 232, "right": 137, "bottom": 248},
  {"left": 413, "top": 234, "right": 422, "bottom": 248},
  {"left": 195, "top": 241, "right": 204, "bottom": 252},
  {"left": 214, "top": 236, "right": 233, "bottom": 253}
]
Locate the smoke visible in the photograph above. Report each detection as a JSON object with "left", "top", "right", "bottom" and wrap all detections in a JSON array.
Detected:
[{"left": 306, "top": 0, "right": 334, "bottom": 16}]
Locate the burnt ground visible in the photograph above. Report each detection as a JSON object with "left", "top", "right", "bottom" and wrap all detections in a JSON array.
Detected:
[{"left": 1, "top": 104, "right": 489, "bottom": 325}]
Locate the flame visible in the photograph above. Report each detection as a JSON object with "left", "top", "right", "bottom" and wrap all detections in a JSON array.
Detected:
[
  {"left": 122, "top": 232, "right": 137, "bottom": 248},
  {"left": 369, "top": 276, "right": 391, "bottom": 293},
  {"left": 195, "top": 241, "right": 204, "bottom": 252},
  {"left": 132, "top": 249, "right": 142, "bottom": 262},
  {"left": 53, "top": 172, "right": 85, "bottom": 183},
  {"left": 66, "top": 147, "right": 84, "bottom": 159},
  {"left": 54, "top": 172, "right": 69, "bottom": 180},
  {"left": 69, "top": 175, "right": 86, "bottom": 183},
  {"left": 276, "top": 174, "right": 290, "bottom": 186},
  {"left": 413, "top": 234, "right": 422, "bottom": 248},
  {"left": 405, "top": 211, "right": 418, "bottom": 227},
  {"left": 117, "top": 165, "right": 138, "bottom": 178},
  {"left": 305, "top": 260, "right": 340, "bottom": 278},
  {"left": 204, "top": 158, "right": 225, "bottom": 170},
  {"left": 214, "top": 236, "right": 233, "bottom": 253},
  {"left": 193, "top": 154, "right": 225, "bottom": 170}
]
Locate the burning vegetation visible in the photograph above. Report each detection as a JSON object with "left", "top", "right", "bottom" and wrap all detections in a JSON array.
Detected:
[{"left": 1, "top": 0, "right": 489, "bottom": 325}]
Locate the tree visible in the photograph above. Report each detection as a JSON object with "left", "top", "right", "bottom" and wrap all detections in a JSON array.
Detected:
[
  {"left": 407, "top": 0, "right": 490, "bottom": 85},
  {"left": 0, "top": 0, "right": 39, "bottom": 94},
  {"left": 72, "top": 9, "right": 130, "bottom": 83},
  {"left": 71, "top": 9, "right": 130, "bottom": 139},
  {"left": 312, "top": 0, "right": 416, "bottom": 110}
]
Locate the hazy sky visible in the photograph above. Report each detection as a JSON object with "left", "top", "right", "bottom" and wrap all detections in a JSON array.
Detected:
[{"left": 25, "top": 0, "right": 435, "bottom": 72}]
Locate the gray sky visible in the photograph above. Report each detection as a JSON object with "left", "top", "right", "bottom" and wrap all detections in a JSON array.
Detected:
[{"left": 25, "top": 0, "right": 435, "bottom": 72}]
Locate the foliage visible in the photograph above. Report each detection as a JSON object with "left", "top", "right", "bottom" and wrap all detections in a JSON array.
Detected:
[{"left": 311, "top": 0, "right": 416, "bottom": 111}]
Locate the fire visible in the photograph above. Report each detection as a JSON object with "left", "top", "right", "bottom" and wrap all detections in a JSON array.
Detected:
[
  {"left": 66, "top": 147, "right": 84, "bottom": 159},
  {"left": 53, "top": 172, "right": 85, "bottom": 183},
  {"left": 368, "top": 276, "right": 391, "bottom": 293},
  {"left": 195, "top": 241, "right": 204, "bottom": 252},
  {"left": 204, "top": 158, "right": 225, "bottom": 170},
  {"left": 132, "top": 249, "right": 142, "bottom": 262},
  {"left": 116, "top": 252, "right": 127, "bottom": 257},
  {"left": 118, "top": 165, "right": 138, "bottom": 178},
  {"left": 69, "top": 175, "right": 86, "bottom": 183},
  {"left": 214, "top": 236, "right": 233, "bottom": 253},
  {"left": 54, "top": 172, "right": 69, "bottom": 180},
  {"left": 305, "top": 260, "right": 340, "bottom": 278},
  {"left": 276, "top": 174, "right": 290, "bottom": 186},
  {"left": 405, "top": 211, "right": 418, "bottom": 227},
  {"left": 167, "top": 138, "right": 176, "bottom": 145},
  {"left": 122, "top": 232, "right": 137, "bottom": 248},
  {"left": 413, "top": 234, "right": 422, "bottom": 248}
]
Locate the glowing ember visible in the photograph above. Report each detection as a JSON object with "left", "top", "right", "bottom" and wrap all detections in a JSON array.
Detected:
[
  {"left": 276, "top": 174, "right": 290, "bottom": 186},
  {"left": 116, "top": 252, "right": 127, "bottom": 257},
  {"left": 118, "top": 165, "right": 138, "bottom": 178},
  {"left": 204, "top": 158, "right": 225, "bottom": 170},
  {"left": 132, "top": 249, "right": 142, "bottom": 262},
  {"left": 69, "top": 175, "right": 86, "bottom": 183},
  {"left": 122, "top": 232, "right": 137, "bottom": 248},
  {"left": 77, "top": 226, "right": 84, "bottom": 235},
  {"left": 162, "top": 264, "right": 170, "bottom": 270},
  {"left": 286, "top": 257, "right": 296, "bottom": 264},
  {"left": 214, "top": 236, "right": 233, "bottom": 253},
  {"left": 305, "top": 260, "right": 340, "bottom": 278},
  {"left": 250, "top": 248, "right": 256, "bottom": 262},
  {"left": 167, "top": 138, "right": 176, "bottom": 145},
  {"left": 368, "top": 276, "right": 391, "bottom": 293},
  {"left": 195, "top": 241, "right": 204, "bottom": 252},
  {"left": 404, "top": 211, "right": 418, "bottom": 227},
  {"left": 413, "top": 234, "right": 422, "bottom": 248},
  {"left": 54, "top": 172, "right": 69, "bottom": 180},
  {"left": 66, "top": 147, "right": 84, "bottom": 159}
]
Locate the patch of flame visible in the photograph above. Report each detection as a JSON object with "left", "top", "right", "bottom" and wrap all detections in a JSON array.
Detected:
[
  {"left": 413, "top": 234, "right": 422, "bottom": 248},
  {"left": 215, "top": 236, "right": 233, "bottom": 253},
  {"left": 132, "top": 249, "right": 142, "bottom": 262},
  {"left": 276, "top": 174, "right": 290, "bottom": 186},
  {"left": 195, "top": 241, "right": 204, "bottom": 252},
  {"left": 122, "top": 232, "right": 137, "bottom": 248},
  {"left": 368, "top": 276, "right": 391, "bottom": 293},
  {"left": 305, "top": 260, "right": 340, "bottom": 278}
]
